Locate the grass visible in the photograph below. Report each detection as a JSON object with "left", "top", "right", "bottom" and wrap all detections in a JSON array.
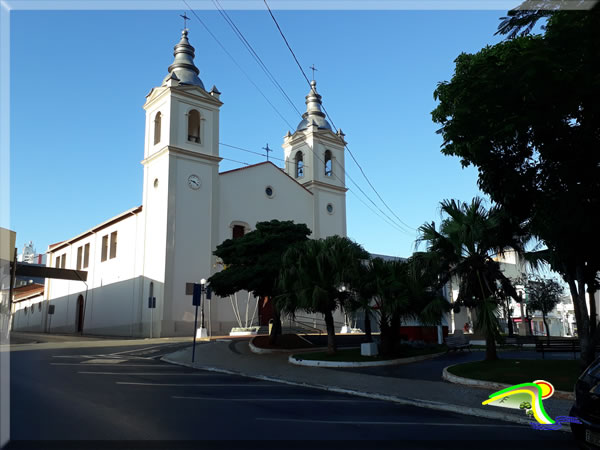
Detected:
[
  {"left": 294, "top": 345, "right": 446, "bottom": 362},
  {"left": 447, "top": 359, "right": 580, "bottom": 392}
]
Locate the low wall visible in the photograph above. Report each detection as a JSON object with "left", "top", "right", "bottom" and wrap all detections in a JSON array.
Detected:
[{"left": 399, "top": 326, "right": 448, "bottom": 343}]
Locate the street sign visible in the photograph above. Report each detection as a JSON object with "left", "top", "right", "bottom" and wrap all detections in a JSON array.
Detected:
[
  {"left": 48, "top": 305, "right": 55, "bottom": 315},
  {"left": 148, "top": 297, "right": 156, "bottom": 308},
  {"left": 192, "top": 284, "right": 202, "bottom": 306}
]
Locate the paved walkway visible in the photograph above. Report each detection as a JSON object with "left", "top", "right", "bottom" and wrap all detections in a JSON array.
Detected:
[{"left": 163, "top": 339, "right": 575, "bottom": 427}]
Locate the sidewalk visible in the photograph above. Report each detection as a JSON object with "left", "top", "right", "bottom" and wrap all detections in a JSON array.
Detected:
[{"left": 163, "top": 339, "right": 575, "bottom": 427}]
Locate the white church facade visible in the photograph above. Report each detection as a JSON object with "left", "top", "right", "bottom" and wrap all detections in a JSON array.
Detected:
[{"left": 40, "top": 29, "right": 349, "bottom": 337}]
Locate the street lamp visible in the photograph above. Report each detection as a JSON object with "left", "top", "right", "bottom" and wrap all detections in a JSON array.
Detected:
[{"left": 200, "top": 278, "right": 206, "bottom": 330}]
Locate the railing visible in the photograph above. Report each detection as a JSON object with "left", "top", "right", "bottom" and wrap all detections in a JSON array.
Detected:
[
  {"left": 286, "top": 314, "right": 346, "bottom": 335},
  {"left": 284, "top": 316, "right": 323, "bottom": 335}
]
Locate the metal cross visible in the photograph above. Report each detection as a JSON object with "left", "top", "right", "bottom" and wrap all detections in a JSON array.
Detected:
[
  {"left": 262, "top": 143, "right": 272, "bottom": 162},
  {"left": 309, "top": 64, "right": 318, "bottom": 81},
  {"left": 180, "top": 12, "right": 190, "bottom": 29}
]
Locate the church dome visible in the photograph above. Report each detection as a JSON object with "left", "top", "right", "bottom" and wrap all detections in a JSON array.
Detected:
[
  {"left": 162, "top": 29, "right": 205, "bottom": 89},
  {"left": 296, "top": 80, "right": 332, "bottom": 132}
]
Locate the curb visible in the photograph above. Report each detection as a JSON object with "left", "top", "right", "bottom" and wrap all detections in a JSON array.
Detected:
[
  {"left": 161, "top": 351, "right": 565, "bottom": 429},
  {"left": 248, "top": 336, "right": 327, "bottom": 354},
  {"left": 442, "top": 364, "right": 575, "bottom": 401},
  {"left": 288, "top": 351, "right": 446, "bottom": 368}
]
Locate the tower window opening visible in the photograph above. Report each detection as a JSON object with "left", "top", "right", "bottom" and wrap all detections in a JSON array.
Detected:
[
  {"left": 295, "top": 152, "right": 304, "bottom": 178},
  {"left": 154, "top": 112, "right": 162, "bottom": 145},
  {"left": 232, "top": 225, "right": 245, "bottom": 239},
  {"left": 324, "top": 150, "right": 332, "bottom": 177},
  {"left": 188, "top": 109, "right": 201, "bottom": 143}
]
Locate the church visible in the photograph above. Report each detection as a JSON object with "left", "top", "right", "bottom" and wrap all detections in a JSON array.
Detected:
[{"left": 37, "top": 28, "right": 350, "bottom": 337}]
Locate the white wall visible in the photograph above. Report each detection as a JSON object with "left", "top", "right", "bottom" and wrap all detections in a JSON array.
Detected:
[
  {"left": 12, "top": 295, "right": 44, "bottom": 332},
  {"left": 45, "top": 211, "right": 144, "bottom": 336}
]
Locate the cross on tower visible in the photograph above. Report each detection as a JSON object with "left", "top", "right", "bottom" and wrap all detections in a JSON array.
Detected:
[
  {"left": 262, "top": 143, "right": 273, "bottom": 162},
  {"left": 180, "top": 12, "right": 190, "bottom": 30},
  {"left": 309, "top": 64, "right": 318, "bottom": 81}
]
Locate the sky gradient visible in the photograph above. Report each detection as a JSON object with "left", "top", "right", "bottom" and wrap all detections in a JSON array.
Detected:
[{"left": 8, "top": 6, "right": 519, "bottom": 258}]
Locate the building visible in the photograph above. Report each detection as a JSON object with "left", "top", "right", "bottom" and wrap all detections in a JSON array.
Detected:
[
  {"left": 41, "top": 29, "right": 349, "bottom": 338},
  {"left": 11, "top": 283, "right": 45, "bottom": 332},
  {"left": 0, "top": 228, "right": 16, "bottom": 336}
]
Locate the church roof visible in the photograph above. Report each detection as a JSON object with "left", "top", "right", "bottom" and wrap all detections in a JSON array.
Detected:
[
  {"left": 220, "top": 161, "right": 313, "bottom": 195},
  {"left": 48, "top": 206, "right": 142, "bottom": 253},
  {"left": 296, "top": 80, "right": 332, "bottom": 132},
  {"left": 13, "top": 283, "right": 44, "bottom": 302},
  {"left": 162, "top": 29, "right": 205, "bottom": 89}
]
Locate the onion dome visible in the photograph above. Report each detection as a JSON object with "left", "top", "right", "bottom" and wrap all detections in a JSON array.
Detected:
[
  {"left": 162, "top": 29, "right": 205, "bottom": 89},
  {"left": 296, "top": 80, "right": 332, "bottom": 132}
]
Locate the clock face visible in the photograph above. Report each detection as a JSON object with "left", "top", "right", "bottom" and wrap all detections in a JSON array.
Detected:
[{"left": 187, "top": 174, "right": 201, "bottom": 190}]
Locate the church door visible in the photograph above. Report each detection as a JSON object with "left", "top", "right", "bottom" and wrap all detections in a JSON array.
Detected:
[
  {"left": 258, "top": 296, "right": 274, "bottom": 326},
  {"left": 76, "top": 295, "right": 84, "bottom": 333}
]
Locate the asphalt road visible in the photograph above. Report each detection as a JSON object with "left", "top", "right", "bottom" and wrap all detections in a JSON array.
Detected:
[{"left": 5, "top": 341, "right": 580, "bottom": 448}]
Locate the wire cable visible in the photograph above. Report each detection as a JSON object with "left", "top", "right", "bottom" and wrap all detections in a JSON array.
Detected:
[
  {"left": 211, "top": 0, "right": 303, "bottom": 118},
  {"left": 262, "top": 0, "right": 416, "bottom": 231},
  {"left": 219, "top": 142, "right": 286, "bottom": 163},
  {"left": 183, "top": 0, "right": 295, "bottom": 131},
  {"left": 186, "top": 0, "right": 413, "bottom": 234}
]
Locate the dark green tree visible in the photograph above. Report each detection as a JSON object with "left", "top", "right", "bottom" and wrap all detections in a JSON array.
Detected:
[
  {"left": 208, "top": 220, "right": 311, "bottom": 345},
  {"left": 525, "top": 277, "right": 564, "bottom": 341},
  {"left": 431, "top": 6, "right": 600, "bottom": 366},
  {"left": 278, "top": 235, "right": 369, "bottom": 354}
]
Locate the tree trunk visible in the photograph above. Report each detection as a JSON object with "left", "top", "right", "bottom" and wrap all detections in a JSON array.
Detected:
[
  {"left": 506, "top": 299, "right": 514, "bottom": 337},
  {"left": 543, "top": 312, "right": 550, "bottom": 343},
  {"left": 364, "top": 309, "right": 372, "bottom": 343},
  {"left": 567, "top": 264, "right": 595, "bottom": 369},
  {"left": 485, "top": 332, "right": 498, "bottom": 361},
  {"left": 324, "top": 310, "right": 337, "bottom": 354},
  {"left": 588, "top": 285, "right": 597, "bottom": 339},
  {"left": 268, "top": 305, "right": 282, "bottom": 346}
]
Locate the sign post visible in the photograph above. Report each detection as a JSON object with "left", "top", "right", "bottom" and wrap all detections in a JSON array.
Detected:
[
  {"left": 148, "top": 296, "right": 156, "bottom": 338},
  {"left": 191, "top": 283, "right": 202, "bottom": 362}
]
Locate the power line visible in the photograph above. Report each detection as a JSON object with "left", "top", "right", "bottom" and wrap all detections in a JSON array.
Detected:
[
  {"left": 182, "top": 0, "right": 295, "bottom": 131},
  {"left": 210, "top": 0, "right": 303, "bottom": 118},
  {"left": 185, "top": 0, "right": 413, "bottom": 235},
  {"left": 219, "top": 142, "right": 286, "bottom": 163},
  {"left": 220, "top": 157, "right": 250, "bottom": 166},
  {"left": 262, "top": 0, "right": 416, "bottom": 231},
  {"left": 263, "top": 0, "right": 311, "bottom": 87}
]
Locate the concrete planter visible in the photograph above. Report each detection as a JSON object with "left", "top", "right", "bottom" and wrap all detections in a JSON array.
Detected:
[
  {"left": 442, "top": 364, "right": 575, "bottom": 401},
  {"left": 289, "top": 351, "right": 446, "bottom": 368}
]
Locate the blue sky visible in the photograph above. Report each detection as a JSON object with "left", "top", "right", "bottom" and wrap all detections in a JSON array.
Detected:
[{"left": 9, "top": 6, "right": 517, "bottom": 257}]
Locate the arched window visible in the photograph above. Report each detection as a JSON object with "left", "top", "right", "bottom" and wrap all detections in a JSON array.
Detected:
[
  {"left": 232, "top": 225, "right": 245, "bottom": 239},
  {"left": 324, "top": 150, "right": 332, "bottom": 177},
  {"left": 188, "top": 109, "right": 200, "bottom": 143},
  {"left": 154, "top": 112, "right": 161, "bottom": 145},
  {"left": 295, "top": 152, "right": 304, "bottom": 178}
]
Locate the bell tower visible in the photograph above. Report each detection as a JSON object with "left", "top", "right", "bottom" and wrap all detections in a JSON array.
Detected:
[
  {"left": 282, "top": 80, "right": 347, "bottom": 239},
  {"left": 140, "top": 28, "right": 223, "bottom": 336}
]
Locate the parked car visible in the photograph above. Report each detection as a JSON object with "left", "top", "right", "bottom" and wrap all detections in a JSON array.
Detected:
[{"left": 570, "top": 356, "right": 600, "bottom": 448}]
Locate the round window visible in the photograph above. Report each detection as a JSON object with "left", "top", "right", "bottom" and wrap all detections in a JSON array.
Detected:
[
  {"left": 265, "top": 186, "right": 274, "bottom": 198},
  {"left": 326, "top": 203, "right": 334, "bottom": 214}
]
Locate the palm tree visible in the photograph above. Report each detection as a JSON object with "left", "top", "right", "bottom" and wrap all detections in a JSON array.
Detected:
[
  {"left": 417, "top": 197, "right": 525, "bottom": 361},
  {"left": 345, "top": 256, "right": 450, "bottom": 357},
  {"left": 278, "top": 235, "right": 368, "bottom": 354}
]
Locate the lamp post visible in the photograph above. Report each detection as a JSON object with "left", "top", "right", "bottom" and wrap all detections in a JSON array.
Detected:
[{"left": 200, "top": 278, "right": 206, "bottom": 330}]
